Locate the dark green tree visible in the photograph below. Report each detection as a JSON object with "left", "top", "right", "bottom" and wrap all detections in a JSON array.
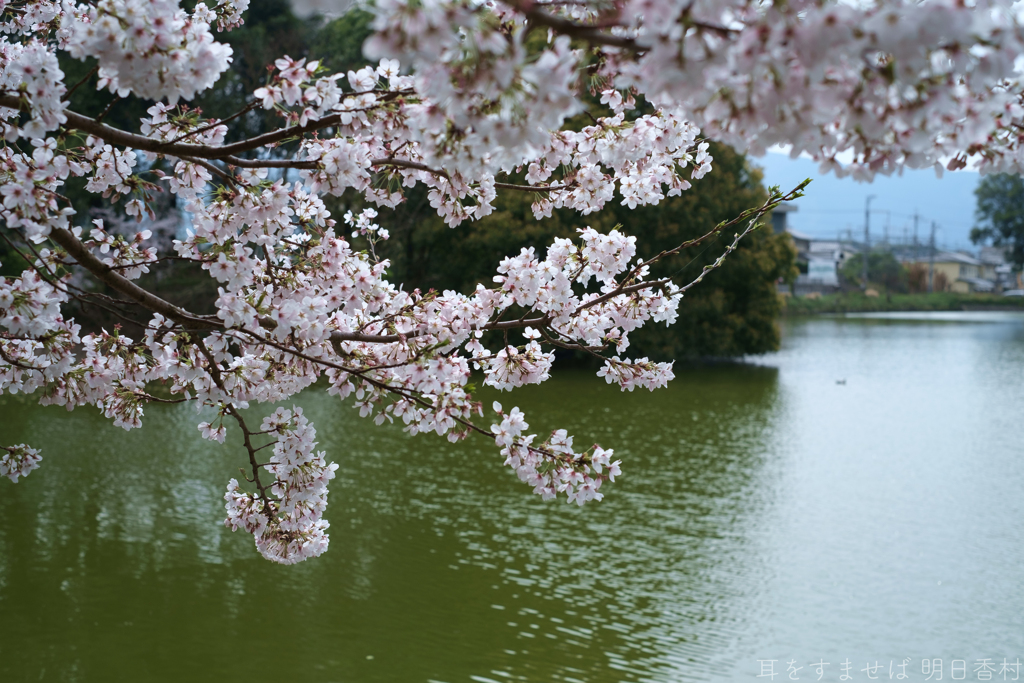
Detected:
[
  {"left": 839, "top": 251, "right": 908, "bottom": 292},
  {"left": 970, "top": 173, "right": 1024, "bottom": 267},
  {"left": 365, "top": 144, "right": 796, "bottom": 359},
  {"left": 308, "top": 8, "right": 375, "bottom": 75}
]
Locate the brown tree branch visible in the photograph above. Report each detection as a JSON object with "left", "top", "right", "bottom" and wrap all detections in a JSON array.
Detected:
[
  {"left": 503, "top": 0, "right": 648, "bottom": 52},
  {"left": 1, "top": 93, "right": 343, "bottom": 160},
  {"left": 1, "top": 94, "right": 581, "bottom": 194},
  {"left": 47, "top": 227, "right": 222, "bottom": 330}
]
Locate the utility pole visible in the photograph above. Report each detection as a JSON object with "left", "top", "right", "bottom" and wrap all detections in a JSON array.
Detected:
[
  {"left": 863, "top": 195, "right": 875, "bottom": 289},
  {"left": 928, "top": 221, "right": 937, "bottom": 293},
  {"left": 884, "top": 211, "right": 890, "bottom": 245},
  {"left": 913, "top": 211, "right": 919, "bottom": 259}
]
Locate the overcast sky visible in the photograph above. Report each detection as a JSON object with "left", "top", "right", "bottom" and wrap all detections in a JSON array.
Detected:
[{"left": 752, "top": 151, "right": 982, "bottom": 252}]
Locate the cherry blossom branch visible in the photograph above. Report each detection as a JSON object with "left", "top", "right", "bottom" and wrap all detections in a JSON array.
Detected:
[
  {"left": 619, "top": 180, "right": 811, "bottom": 288},
  {"left": 44, "top": 225, "right": 401, "bottom": 344},
  {"left": 0, "top": 94, "right": 351, "bottom": 161},
  {"left": 40, "top": 160, "right": 800, "bottom": 361},
  {"left": 493, "top": 181, "right": 570, "bottom": 192},
  {"left": 221, "top": 155, "right": 568, "bottom": 192},
  {"left": 256, "top": 329, "right": 578, "bottom": 469},
  {"left": 47, "top": 227, "right": 222, "bottom": 330},
  {"left": 0, "top": 344, "right": 45, "bottom": 372},
  {"left": 4, "top": 0, "right": 1021, "bottom": 566},
  {"left": 326, "top": 186, "right": 801, "bottom": 344},
  {"left": 506, "top": 1, "right": 648, "bottom": 52},
  {"left": 179, "top": 155, "right": 237, "bottom": 188},
  {"left": 224, "top": 405, "right": 276, "bottom": 518},
  {"left": 94, "top": 95, "right": 122, "bottom": 123},
  {"left": 220, "top": 155, "right": 316, "bottom": 170},
  {"left": 192, "top": 336, "right": 275, "bottom": 519},
  {"left": 0, "top": 228, "right": 155, "bottom": 329},
  {"left": 132, "top": 392, "right": 189, "bottom": 404},
  {"left": 65, "top": 65, "right": 99, "bottom": 99},
  {"left": 166, "top": 101, "right": 259, "bottom": 145}
]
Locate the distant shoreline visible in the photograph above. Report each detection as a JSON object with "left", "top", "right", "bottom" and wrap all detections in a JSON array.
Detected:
[{"left": 781, "top": 292, "right": 1024, "bottom": 316}]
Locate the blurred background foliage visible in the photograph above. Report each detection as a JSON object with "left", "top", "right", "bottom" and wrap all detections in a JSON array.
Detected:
[
  {"left": 839, "top": 251, "right": 908, "bottom": 293},
  {"left": 1, "top": 0, "right": 796, "bottom": 360},
  {"left": 970, "top": 173, "right": 1024, "bottom": 268}
]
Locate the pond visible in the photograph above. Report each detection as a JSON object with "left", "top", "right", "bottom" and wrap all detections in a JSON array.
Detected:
[{"left": 1, "top": 312, "right": 1023, "bottom": 682}]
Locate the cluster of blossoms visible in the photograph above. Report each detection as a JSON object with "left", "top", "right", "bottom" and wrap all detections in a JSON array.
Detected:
[
  {"left": 1, "top": 445, "right": 42, "bottom": 483},
  {"left": 371, "top": 16, "right": 584, "bottom": 177},
  {"left": 0, "top": 0, "right": 1018, "bottom": 563},
  {"left": 83, "top": 221, "right": 158, "bottom": 280},
  {"left": 82, "top": 136, "right": 139, "bottom": 196},
  {"left": 62, "top": 0, "right": 234, "bottom": 104},
  {"left": 229, "top": 48, "right": 717, "bottom": 226},
  {"left": 344, "top": 207, "right": 387, "bottom": 241},
  {"left": 139, "top": 102, "right": 228, "bottom": 147},
  {"left": 204, "top": 0, "right": 250, "bottom": 32},
  {"left": 223, "top": 407, "right": 338, "bottom": 564},
  {"left": 598, "top": 357, "right": 675, "bottom": 392},
  {"left": 0, "top": 266, "right": 79, "bottom": 397},
  {"left": 491, "top": 403, "right": 621, "bottom": 506},
  {"left": 253, "top": 57, "right": 408, "bottom": 129},
  {"left": 0, "top": 38, "right": 66, "bottom": 140},
  {"left": 368, "top": 0, "right": 1024, "bottom": 179}
]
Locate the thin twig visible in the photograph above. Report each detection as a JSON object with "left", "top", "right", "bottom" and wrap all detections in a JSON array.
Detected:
[
  {"left": 65, "top": 65, "right": 99, "bottom": 100},
  {"left": 166, "top": 101, "right": 259, "bottom": 145},
  {"left": 95, "top": 96, "right": 122, "bottom": 123}
]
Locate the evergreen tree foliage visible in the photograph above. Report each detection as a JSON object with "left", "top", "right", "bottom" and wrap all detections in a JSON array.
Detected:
[{"left": 971, "top": 173, "right": 1024, "bottom": 267}]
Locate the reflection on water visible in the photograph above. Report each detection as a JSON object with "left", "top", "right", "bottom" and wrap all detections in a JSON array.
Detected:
[
  {"left": 1, "top": 313, "right": 1022, "bottom": 682},
  {"left": 843, "top": 310, "right": 1024, "bottom": 324}
]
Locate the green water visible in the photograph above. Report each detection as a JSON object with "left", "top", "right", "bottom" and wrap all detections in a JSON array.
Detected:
[{"left": 1, "top": 313, "right": 1023, "bottom": 682}]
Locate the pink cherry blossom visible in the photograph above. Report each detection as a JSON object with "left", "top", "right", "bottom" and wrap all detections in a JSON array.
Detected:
[{"left": 1, "top": 0, "right": 1018, "bottom": 564}]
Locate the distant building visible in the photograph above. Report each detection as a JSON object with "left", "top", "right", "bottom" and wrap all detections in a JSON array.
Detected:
[
  {"left": 979, "top": 246, "right": 1023, "bottom": 291},
  {"left": 806, "top": 258, "right": 839, "bottom": 287},
  {"left": 771, "top": 204, "right": 798, "bottom": 234},
  {"left": 787, "top": 229, "right": 841, "bottom": 294},
  {"left": 802, "top": 233, "right": 841, "bottom": 287},
  {"left": 902, "top": 251, "right": 991, "bottom": 293},
  {"left": 772, "top": 205, "right": 840, "bottom": 295}
]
